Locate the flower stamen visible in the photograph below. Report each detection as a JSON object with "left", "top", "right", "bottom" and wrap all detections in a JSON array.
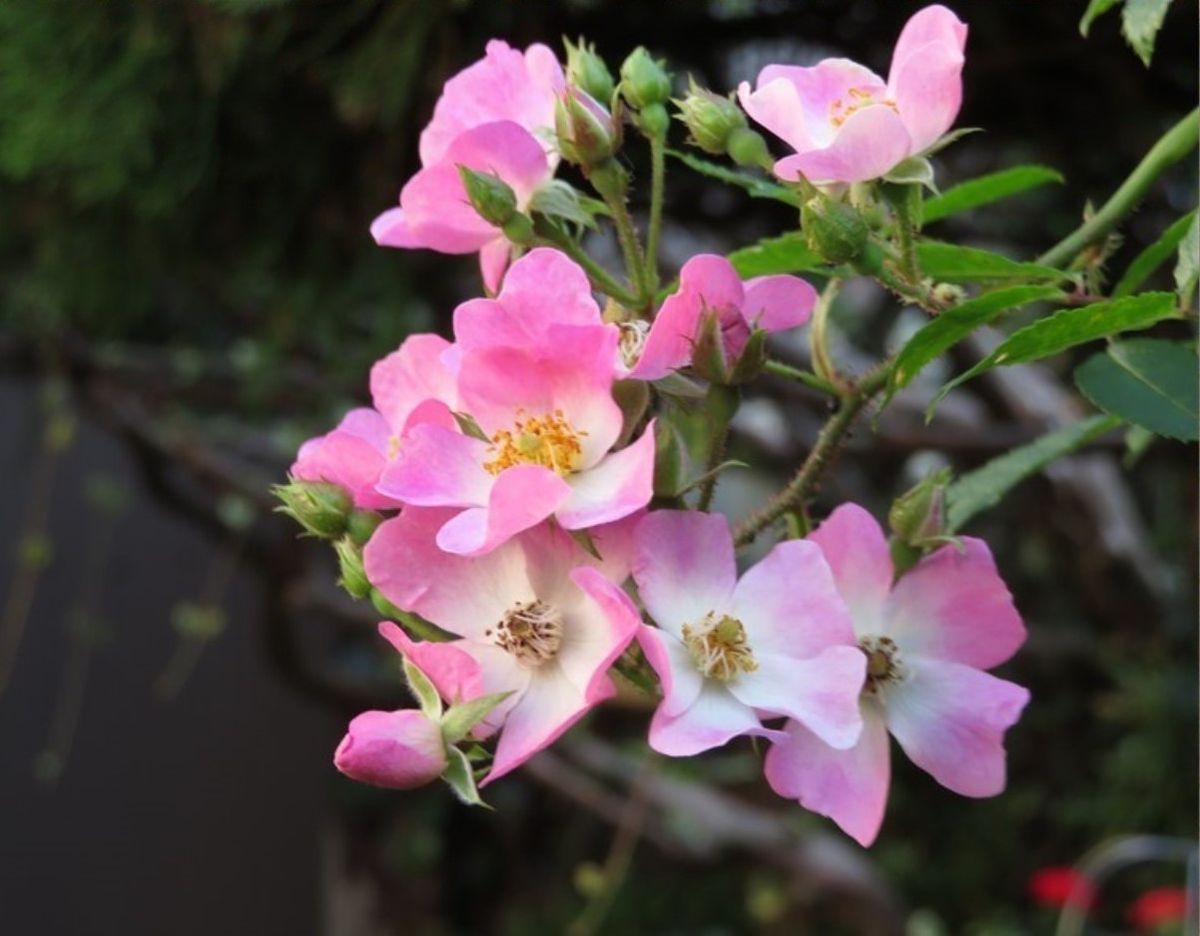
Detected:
[
  {"left": 483, "top": 408, "right": 586, "bottom": 477},
  {"left": 829, "top": 86, "right": 899, "bottom": 128},
  {"left": 859, "top": 634, "right": 906, "bottom": 698},
  {"left": 487, "top": 600, "right": 564, "bottom": 668},
  {"left": 682, "top": 612, "right": 757, "bottom": 681}
]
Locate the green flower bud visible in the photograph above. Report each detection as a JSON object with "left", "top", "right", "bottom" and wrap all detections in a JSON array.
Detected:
[
  {"left": 273, "top": 478, "right": 352, "bottom": 539},
  {"left": 565, "top": 37, "right": 615, "bottom": 106},
  {"left": 675, "top": 79, "right": 745, "bottom": 154},
  {"left": 652, "top": 421, "right": 686, "bottom": 499},
  {"left": 334, "top": 535, "right": 372, "bottom": 600},
  {"left": 726, "top": 127, "right": 772, "bottom": 170},
  {"left": 889, "top": 467, "right": 953, "bottom": 549},
  {"left": 457, "top": 165, "right": 518, "bottom": 227},
  {"left": 346, "top": 509, "right": 382, "bottom": 547},
  {"left": 801, "top": 195, "right": 868, "bottom": 265},
  {"left": 619, "top": 47, "right": 671, "bottom": 109},
  {"left": 635, "top": 101, "right": 670, "bottom": 137},
  {"left": 555, "top": 87, "right": 619, "bottom": 168}
]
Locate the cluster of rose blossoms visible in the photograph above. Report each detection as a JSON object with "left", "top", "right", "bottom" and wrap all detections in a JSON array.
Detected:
[{"left": 278, "top": 4, "right": 1030, "bottom": 847}]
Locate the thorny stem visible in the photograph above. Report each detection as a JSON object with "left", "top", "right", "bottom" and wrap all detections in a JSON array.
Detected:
[
  {"left": 734, "top": 359, "right": 893, "bottom": 547},
  {"left": 609, "top": 194, "right": 650, "bottom": 307},
  {"left": 533, "top": 226, "right": 642, "bottom": 309},
  {"left": 696, "top": 419, "right": 731, "bottom": 512},
  {"left": 1037, "top": 108, "right": 1199, "bottom": 269},
  {"left": 855, "top": 239, "right": 943, "bottom": 313},
  {"left": 889, "top": 184, "right": 922, "bottom": 285},
  {"left": 646, "top": 131, "right": 666, "bottom": 295}
]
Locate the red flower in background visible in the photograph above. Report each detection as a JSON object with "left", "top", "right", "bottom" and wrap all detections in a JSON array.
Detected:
[
  {"left": 1029, "top": 866, "right": 1096, "bottom": 910},
  {"left": 1129, "top": 887, "right": 1189, "bottom": 933}
]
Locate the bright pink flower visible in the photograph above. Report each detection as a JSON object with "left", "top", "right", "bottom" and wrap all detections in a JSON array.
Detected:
[
  {"left": 627, "top": 254, "right": 817, "bottom": 381},
  {"left": 377, "top": 280, "right": 655, "bottom": 555},
  {"left": 371, "top": 121, "right": 554, "bottom": 292},
  {"left": 765, "top": 503, "right": 1028, "bottom": 847},
  {"left": 1029, "top": 866, "right": 1096, "bottom": 910},
  {"left": 334, "top": 708, "right": 447, "bottom": 789},
  {"left": 631, "top": 510, "right": 865, "bottom": 757},
  {"left": 291, "top": 334, "right": 457, "bottom": 509},
  {"left": 738, "top": 5, "right": 967, "bottom": 184},
  {"left": 364, "top": 508, "right": 640, "bottom": 784},
  {"left": 1129, "top": 887, "right": 1190, "bottom": 933}
]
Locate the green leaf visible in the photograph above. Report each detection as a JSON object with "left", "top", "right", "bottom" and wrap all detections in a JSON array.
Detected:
[
  {"left": 946, "top": 414, "right": 1120, "bottom": 531},
  {"left": 883, "top": 156, "right": 936, "bottom": 190},
  {"left": 1074, "top": 338, "right": 1199, "bottom": 441},
  {"left": 1174, "top": 211, "right": 1199, "bottom": 299},
  {"left": 453, "top": 411, "right": 490, "bottom": 441},
  {"left": 1080, "top": 0, "right": 1124, "bottom": 36},
  {"left": 915, "top": 126, "right": 982, "bottom": 158},
  {"left": 931, "top": 292, "right": 1179, "bottom": 411},
  {"left": 529, "top": 179, "right": 603, "bottom": 229},
  {"left": 1113, "top": 209, "right": 1196, "bottom": 297},
  {"left": 667, "top": 149, "right": 801, "bottom": 206},
  {"left": 442, "top": 746, "right": 489, "bottom": 808},
  {"left": 889, "top": 285, "right": 1065, "bottom": 393},
  {"left": 674, "top": 460, "right": 749, "bottom": 497},
  {"left": 441, "top": 691, "right": 513, "bottom": 745},
  {"left": 1121, "top": 0, "right": 1172, "bottom": 66},
  {"left": 728, "top": 233, "right": 832, "bottom": 278},
  {"left": 921, "top": 166, "right": 1064, "bottom": 225},
  {"left": 403, "top": 658, "right": 443, "bottom": 720},
  {"left": 916, "top": 242, "right": 1067, "bottom": 283}
]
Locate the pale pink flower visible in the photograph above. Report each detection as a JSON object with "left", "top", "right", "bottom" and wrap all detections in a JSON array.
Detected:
[
  {"left": 376, "top": 258, "right": 655, "bottom": 555},
  {"left": 291, "top": 334, "right": 457, "bottom": 509},
  {"left": 364, "top": 508, "right": 640, "bottom": 784},
  {"left": 632, "top": 510, "right": 865, "bottom": 757},
  {"left": 626, "top": 254, "right": 817, "bottom": 381},
  {"left": 334, "top": 708, "right": 447, "bottom": 789},
  {"left": 765, "top": 503, "right": 1029, "bottom": 847},
  {"left": 738, "top": 5, "right": 968, "bottom": 185}
]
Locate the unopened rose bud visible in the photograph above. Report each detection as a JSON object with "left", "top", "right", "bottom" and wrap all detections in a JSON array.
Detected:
[
  {"left": 273, "top": 478, "right": 352, "bottom": 539},
  {"left": 555, "top": 87, "right": 619, "bottom": 168},
  {"left": 565, "top": 37, "right": 615, "bottom": 106},
  {"left": 346, "top": 509, "right": 382, "bottom": 547},
  {"left": 676, "top": 79, "right": 745, "bottom": 155},
  {"left": 334, "top": 709, "right": 447, "bottom": 790},
  {"left": 889, "top": 467, "right": 953, "bottom": 548},
  {"left": 620, "top": 47, "right": 671, "bottom": 110},
  {"left": 801, "top": 195, "right": 868, "bottom": 265},
  {"left": 334, "top": 535, "right": 371, "bottom": 600},
  {"left": 457, "top": 166, "right": 518, "bottom": 227},
  {"left": 726, "top": 126, "right": 772, "bottom": 170}
]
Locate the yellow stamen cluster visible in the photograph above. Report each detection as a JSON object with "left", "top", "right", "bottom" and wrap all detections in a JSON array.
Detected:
[
  {"left": 828, "top": 86, "right": 898, "bottom": 128},
  {"left": 682, "top": 612, "right": 758, "bottom": 682},
  {"left": 486, "top": 600, "right": 564, "bottom": 668},
  {"left": 859, "top": 634, "right": 906, "bottom": 698},
  {"left": 483, "top": 409, "right": 586, "bottom": 477},
  {"left": 617, "top": 320, "right": 650, "bottom": 369}
]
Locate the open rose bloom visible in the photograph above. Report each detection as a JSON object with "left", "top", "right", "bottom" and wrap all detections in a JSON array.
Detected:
[
  {"left": 739, "top": 5, "right": 967, "bottom": 184},
  {"left": 765, "top": 504, "right": 1029, "bottom": 846}
]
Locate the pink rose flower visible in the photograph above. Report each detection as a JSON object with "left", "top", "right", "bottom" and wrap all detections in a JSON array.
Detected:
[
  {"left": 291, "top": 334, "right": 457, "bottom": 509},
  {"left": 376, "top": 255, "right": 655, "bottom": 556},
  {"left": 632, "top": 510, "right": 866, "bottom": 757},
  {"left": 738, "top": 5, "right": 967, "bottom": 185},
  {"left": 371, "top": 41, "right": 564, "bottom": 290},
  {"left": 626, "top": 254, "right": 817, "bottom": 381},
  {"left": 364, "top": 508, "right": 640, "bottom": 784},
  {"left": 334, "top": 708, "right": 447, "bottom": 790},
  {"left": 765, "top": 503, "right": 1029, "bottom": 847}
]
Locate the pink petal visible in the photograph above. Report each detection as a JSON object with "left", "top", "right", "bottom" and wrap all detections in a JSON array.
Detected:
[
  {"left": 392, "top": 160, "right": 497, "bottom": 253},
  {"left": 435, "top": 464, "right": 572, "bottom": 556},
  {"left": 773, "top": 104, "right": 912, "bottom": 185},
  {"left": 730, "top": 538, "right": 857, "bottom": 659},
  {"left": 885, "top": 537, "right": 1025, "bottom": 670},
  {"left": 885, "top": 656, "right": 1030, "bottom": 798},
  {"left": 637, "top": 625, "right": 703, "bottom": 719},
  {"left": 557, "top": 422, "right": 656, "bottom": 531},
  {"left": 558, "top": 566, "right": 642, "bottom": 703},
  {"left": 887, "top": 5, "right": 968, "bottom": 153},
  {"left": 376, "top": 422, "right": 493, "bottom": 508},
  {"left": 729, "top": 645, "right": 866, "bottom": 749},
  {"left": 808, "top": 504, "right": 894, "bottom": 636},
  {"left": 370, "top": 207, "right": 424, "bottom": 248},
  {"left": 419, "top": 40, "right": 563, "bottom": 166},
  {"left": 370, "top": 334, "right": 457, "bottom": 433},
  {"left": 515, "top": 514, "right": 636, "bottom": 605},
  {"left": 378, "top": 622, "right": 485, "bottom": 703},
  {"left": 480, "top": 237, "right": 512, "bottom": 293},
  {"left": 627, "top": 285, "right": 703, "bottom": 381},
  {"left": 333, "top": 709, "right": 447, "bottom": 789},
  {"left": 741, "top": 275, "right": 818, "bottom": 332},
  {"left": 765, "top": 703, "right": 891, "bottom": 847},
  {"left": 364, "top": 509, "right": 533, "bottom": 639},
  {"left": 632, "top": 510, "right": 737, "bottom": 638},
  {"left": 484, "top": 662, "right": 596, "bottom": 784},
  {"left": 680, "top": 253, "right": 745, "bottom": 311},
  {"left": 648, "top": 683, "right": 781, "bottom": 757},
  {"left": 291, "top": 410, "right": 394, "bottom": 509},
  {"left": 440, "top": 120, "right": 552, "bottom": 203}
]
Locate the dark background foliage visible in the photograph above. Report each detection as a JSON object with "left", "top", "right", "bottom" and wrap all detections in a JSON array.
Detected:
[{"left": 0, "top": 1, "right": 1195, "bottom": 934}]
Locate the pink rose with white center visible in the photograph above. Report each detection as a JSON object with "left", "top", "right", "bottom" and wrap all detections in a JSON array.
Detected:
[
  {"left": 333, "top": 707, "right": 447, "bottom": 790},
  {"left": 632, "top": 510, "right": 866, "bottom": 757},
  {"left": 765, "top": 503, "right": 1029, "bottom": 847},
  {"left": 625, "top": 254, "right": 817, "bottom": 381},
  {"left": 377, "top": 259, "right": 655, "bottom": 556},
  {"left": 364, "top": 508, "right": 640, "bottom": 784},
  {"left": 290, "top": 333, "right": 457, "bottom": 509},
  {"left": 738, "top": 5, "right": 967, "bottom": 185},
  {"left": 371, "top": 41, "right": 564, "bottom": 290}
]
